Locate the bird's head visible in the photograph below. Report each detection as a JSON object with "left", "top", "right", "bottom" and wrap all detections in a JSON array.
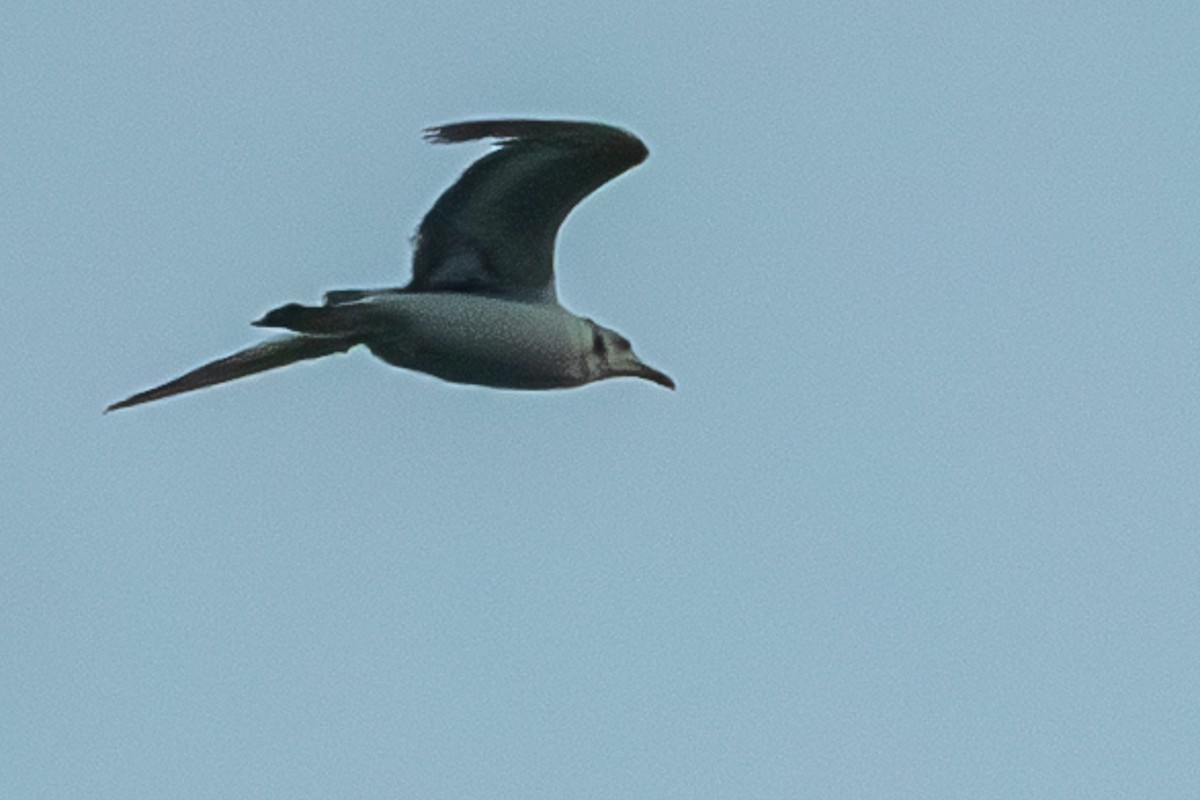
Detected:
[{"left": 585, "top": 321, "right": 675, "bottom": 390}]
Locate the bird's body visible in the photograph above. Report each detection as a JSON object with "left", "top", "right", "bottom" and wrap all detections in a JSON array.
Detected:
[
  {"left": 107, "top": 119, "right": 672, "bottom": 413},
  {"left": 278, "top": 292, "right": 599, "bottom": 389}
]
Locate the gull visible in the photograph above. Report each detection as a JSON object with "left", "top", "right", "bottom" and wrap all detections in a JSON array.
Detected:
[{"left": 106, "top": 119, "right": 673, "bottom": 412}]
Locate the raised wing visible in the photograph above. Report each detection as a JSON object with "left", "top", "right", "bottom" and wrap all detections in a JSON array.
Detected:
[{"left": 408, "top": 119, "right": 648, "bottom": 303}]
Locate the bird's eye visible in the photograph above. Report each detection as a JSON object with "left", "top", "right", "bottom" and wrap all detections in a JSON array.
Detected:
[{"left": 592, "top": 331, "right": 606, "bottom": 355}]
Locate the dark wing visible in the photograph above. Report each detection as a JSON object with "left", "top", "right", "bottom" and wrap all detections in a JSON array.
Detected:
[
  {"left": 105, "top": 335, "right": 355, "bottom": 412},
  {"left": 408, "top": 119, "right": 648, "bottom": 303}
]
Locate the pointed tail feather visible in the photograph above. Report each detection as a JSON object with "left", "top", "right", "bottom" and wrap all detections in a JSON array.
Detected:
[
  {"left": 105, "top": 335, "right": 356, "bottom": 413},
  {"left": 253, "top": 301, "right": 384, "bottom": 336}
]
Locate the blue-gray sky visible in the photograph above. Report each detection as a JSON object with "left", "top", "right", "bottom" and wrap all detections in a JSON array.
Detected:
[{"left": 4, "top": 3, "right": 1199, "bottom": 797}]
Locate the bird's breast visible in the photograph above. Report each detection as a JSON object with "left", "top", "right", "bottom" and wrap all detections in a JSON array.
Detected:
[{"left": 361, "top": 293, "right": 593, "bottom": 389}]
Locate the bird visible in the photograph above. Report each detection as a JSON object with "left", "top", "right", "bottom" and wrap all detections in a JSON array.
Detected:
[{"left": 105, "top": 119, "right": 674, "bottom": 413}]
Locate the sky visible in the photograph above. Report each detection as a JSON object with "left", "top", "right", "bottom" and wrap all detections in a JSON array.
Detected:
[{"left": 4, "top": 2, "right": 1199, "bottom": 797}]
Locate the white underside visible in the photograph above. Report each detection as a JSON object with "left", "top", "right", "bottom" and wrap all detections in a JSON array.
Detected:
[{"left": 355, "top": 293, "right": 594, "bottom": 389}]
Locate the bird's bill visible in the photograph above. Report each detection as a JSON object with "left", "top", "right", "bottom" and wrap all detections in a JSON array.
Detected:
[{"left": 629, "top": 361, "right": 676, "bottom": 390}]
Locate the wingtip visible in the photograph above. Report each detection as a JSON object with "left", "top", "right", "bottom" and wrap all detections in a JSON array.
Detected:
[
  {"left": 422, "top": 126, "right": 453, "bottom": 144},
  {"left": 422, "top": 120, "right": 648, "bottom": 163},
  {"left": 105, "top": 389, "right": 155, "bottom": 412},
  {"left": 423, "top": 121, "right": 500, "bottom": 144},
  {"left": 423, "top": 120, "right": 524, "bottom": 145}
]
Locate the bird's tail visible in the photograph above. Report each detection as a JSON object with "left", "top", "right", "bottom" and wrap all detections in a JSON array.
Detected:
[
  {"left": 105, "top": 334, "right": 356, "bottom": 413},
  {"left": 252, "top": 299, "right": 394, "bottom": 337}
]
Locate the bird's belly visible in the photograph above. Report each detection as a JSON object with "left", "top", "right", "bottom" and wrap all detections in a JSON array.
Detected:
[{"left": 363, "top": 295, "right": 591, "bottom": 389}]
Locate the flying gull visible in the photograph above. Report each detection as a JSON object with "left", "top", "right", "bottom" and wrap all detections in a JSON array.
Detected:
[{"left": 106, "top": 119, "right": 673, "bottom": 412}]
